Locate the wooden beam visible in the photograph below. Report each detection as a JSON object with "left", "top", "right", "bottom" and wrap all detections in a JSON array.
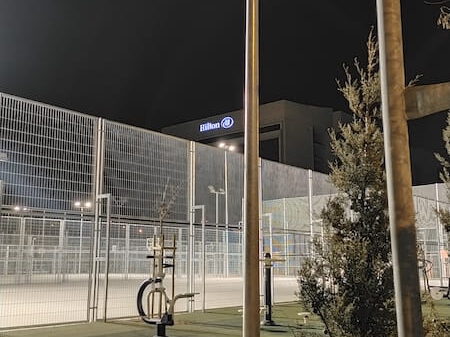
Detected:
[{"left": 405, "top": 82, "right": 450, "bottom": 119}]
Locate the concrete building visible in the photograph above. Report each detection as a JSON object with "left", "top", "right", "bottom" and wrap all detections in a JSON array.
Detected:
[{"left": 162, "top": 100, "right": 351, "bottom": 174}]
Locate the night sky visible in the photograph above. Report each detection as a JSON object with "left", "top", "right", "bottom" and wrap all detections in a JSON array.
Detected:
[{"left": 0, "top": 1, "right": 449, "bottom": 182}]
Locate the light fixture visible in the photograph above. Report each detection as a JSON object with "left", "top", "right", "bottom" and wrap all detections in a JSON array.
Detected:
[
  {"left": 13, "top": 206, "right": 29, "bottom": 212},
  {"left": 217, "top": 142, "right": 236, "bottom": 152},
  {"left": 208, "top": 185, "right": 225, "bottom": 194},
  {"left": 74, "top": 200, "right": 92, "bottom": 209}
]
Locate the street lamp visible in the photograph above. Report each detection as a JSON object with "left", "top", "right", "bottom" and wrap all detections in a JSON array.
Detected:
[
  {"left": 74, "top": 200, "right": 92, "bottom": 274},
  {"left": 217, "top": 142, "right": 235, "bottom": 277},
  {"left": 208, "top": 185, "right": 225, "bottom": 224},
  {"left": 208, "top": 185, "right": 225, "bottom": 275}
]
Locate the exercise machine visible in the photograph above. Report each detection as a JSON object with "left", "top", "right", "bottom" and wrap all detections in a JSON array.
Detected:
[
  {"left": 260, "top": 252, "right": 285, "bottom": 326},
  {"left": 137, "top": 234, "right": 195, "bottom": 337}
]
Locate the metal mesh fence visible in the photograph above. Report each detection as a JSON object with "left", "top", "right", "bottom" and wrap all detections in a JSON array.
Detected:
[
  {"left": 413, "top": 184, "right": 449, "bottom": 286},
  {"left": 0, "top": 93, "right": 96, "bottom": 212},
  {"left": 0, "top": 92, "right": 448, "bottom": 329},
  {"left": 0, "top": 215, "right": 92, "bottom": 327},
  {"left": 102, "top": 121, "right": 189, "bottom": 221}
]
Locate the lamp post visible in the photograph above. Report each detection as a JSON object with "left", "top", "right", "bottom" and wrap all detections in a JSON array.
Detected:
[
  {"left": 243, "top": 0, "right": 260, "bottom": 333},
  {"left": 208, "top": 185, "right": 225, "bottom": 275},
  {"left": 377, "top": 0, "right": 423, "bottom": 335},
  {"left": 218, "top": 143, "right": 235, "bottom": 277},
  {"left": 74, "top": 201, "right": 92, "bottom": 274}
]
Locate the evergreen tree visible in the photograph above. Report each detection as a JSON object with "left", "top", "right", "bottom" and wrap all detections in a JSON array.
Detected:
[
  {"left": 297, "top": 31, "right": 396, "bottom": 337},
  {"left": 435, "top": 113, "right": 450, "bottom": 233}
]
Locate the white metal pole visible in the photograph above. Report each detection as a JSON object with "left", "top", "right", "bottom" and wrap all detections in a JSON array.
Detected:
[
  {"left": 215, "top": 193, "right": 219, "bottom": 224},
  {"left": 308, "top": 170, "right": 313, "bottom": 255},
  {"left": 79, "top": 208, "right": 84, "bottom": 274},
  {"left": 103, "top": 194, "right": 111, "bottom": 322},
  {"left": 125, "top": 224, "right": 130, "bottom": 279},
  {"left": 201, "top": 205, "right": 206, "bottom": 312},
  {"left": 283, "top": 198, "right": 288, "bottom": 276},
  {"left": 188, "top": 141, "right": 195, "bottom": 312},
  {"left": 225, "top": 151, "right": 229, "bottom": 277},
  {"left": 435, "top": 183, "right": 444, "bottom": 287},
  {"left": 215, "top": 192, "right": 219, "bottom": 275}
]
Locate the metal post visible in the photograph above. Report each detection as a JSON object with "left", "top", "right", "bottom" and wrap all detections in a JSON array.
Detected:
[
  {"left": 224, "top": 151, "right": 229, "bottom": 278},
  {"left": 125, "top": 224, "right": 130, "bottom": 279},
  {"left": 376, "top": 1, "right": 423, "bottom": 335},
  {"left": 18, "top": 217, "right": 25, "bottom": 283},
  {"left": 5, "top": 245, "right": 9, "bottom": 276},
  {"left": 283, "top": 198, "right": 288, "bottom": 276},
  {"left": 58, "top": 220, "right": 65, "bottom": 282},
  {"left": 308, "top": 170, "right": 314, "bottom": 255},
  {"left": 215, "top": 192, "right": 219, "bottom": 275},
  {"left": 435, "top": 183, "right": 444, "bottom": 286},
  {"left": 241, "top": 197, "right": 245, "bottom": 277},
  {"left": 102, "top": 194, "right": 111, "bottom": 322},
  {"left": 191, "top": 205, "right": 206, "bottom": 312},
  {"left": 201, "top": 205, "right": 206, "bottom": 312},
  {"left": 188, "top": 141, "right": 196, "bottom": 312},
  {"left": 78, "top": 209, "right": 84, "bottom": 274},
  {"left": 88, "top": 118, "right": 105, "bottom": 322},
  {"left": 243, "top": 0, "right": 260, "bottom": 332}
]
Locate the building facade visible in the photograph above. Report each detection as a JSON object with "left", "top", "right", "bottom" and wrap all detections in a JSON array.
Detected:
[{"left": 162, "top": 100, "right": 351, "bottom": 174}]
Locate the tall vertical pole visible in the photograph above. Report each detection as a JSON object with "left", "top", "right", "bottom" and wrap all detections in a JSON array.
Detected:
[
  {"left": 102, "top": 194, "right": 111, "bottom": 322},
  {"left": 243, "top": 0, "right": 260, "bottom": 333},
  {"left": 188, "top": 141, "right": 196, "bottom": 312},
  {"left": 215, "top": 192, "right": 219, "bottom": 275},
  {"left": 435, "top": 183, "right": 444, "bottom": 286},
  {"left": 78, "top": 208, "right": 84, "bottom": 274},
  {"left": 283, "top": 198, "right": 289, "bottom": 276},
  {"left": 376, "top": 1, "right": 423, "bottom": 336},
  {"left": 225, "top": 151, "right": 229, "bottom": 277},
  {"left": 201, "top": 205, "right": 206, "bottom": 312},
  {"left": 308, "top": 170, "right": 313, "bottom": 255}
]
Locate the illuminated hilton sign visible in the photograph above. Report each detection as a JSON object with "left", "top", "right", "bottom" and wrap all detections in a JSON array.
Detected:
[{"left": 199, "top": 116, "right": 234, "bottom": 132}]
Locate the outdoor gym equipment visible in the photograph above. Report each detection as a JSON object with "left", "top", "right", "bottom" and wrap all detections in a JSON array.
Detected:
[
  {"left": 418, "top": 249, "right": 450, "bottom": 301},
  {"left": 260, "top": 252, "right": 285, "bottom": 326},
  {"left": 137, "top": 234, "right": 195, "bottom": 337}
]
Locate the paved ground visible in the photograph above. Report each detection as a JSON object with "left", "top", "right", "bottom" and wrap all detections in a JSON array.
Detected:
[
  {"left": 0, "top": 276, "right": 298, "bottom": 328},
  {"left": 2, "top": 300, "right": 450, "bottom": 337},
  {"left": 0, "top": 303, "right": 323, "bottom": 337}
]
